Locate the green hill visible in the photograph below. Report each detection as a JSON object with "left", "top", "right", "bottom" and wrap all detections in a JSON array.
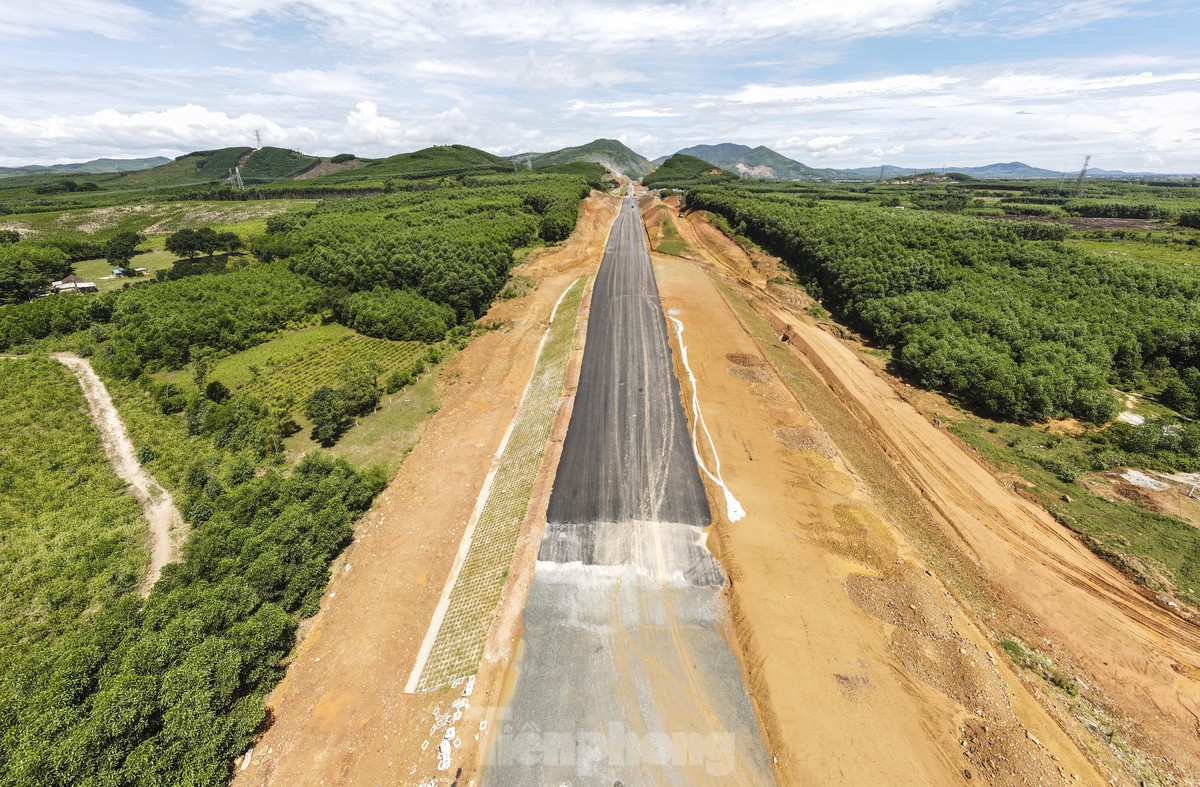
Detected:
[
  {"left": 119, "top": 147, "right": 252, "bottom": 187},
  {"left": 315, "top": 144, "right": 512, "bottom": 182},
  {"left": 643, "top": 154, "right": 739, "bottom": 189},
  {"left": 0, "top": 157, "right": 170, "bottom": 179},
  {"left": 515, "top": 139, "right": 653, "bottom": 179},
  {"left": 677, "top": 143, "right": 832, "bottom": 180},
  {"left": 238, "top": 147, "right": 321, "bottom": 182}
]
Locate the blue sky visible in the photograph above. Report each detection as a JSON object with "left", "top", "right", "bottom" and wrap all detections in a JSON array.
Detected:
[{"left": 2, "top": 0, "right": 1199, "bottom": 171}]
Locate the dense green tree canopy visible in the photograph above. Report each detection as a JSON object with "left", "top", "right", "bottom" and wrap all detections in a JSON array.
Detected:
[{"left": 689, "top": 187, "right": 1200, "bottom": 422}]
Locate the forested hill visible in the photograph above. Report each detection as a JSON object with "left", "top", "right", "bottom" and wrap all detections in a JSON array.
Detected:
[
  {"left": 514, "top": 139, "right": 653, "bottom": 179},
  {"left": 642, "top": 154, "right": 738, "bottom": 189},
  {"left": 676, "top": 144, "right": 832, "bottom": 180},
  {"left": 313, "top": 144, "right": 512, "bottom": 182},
  {"left": 116, "top": 147, "right": 322, "bottom": 187}
]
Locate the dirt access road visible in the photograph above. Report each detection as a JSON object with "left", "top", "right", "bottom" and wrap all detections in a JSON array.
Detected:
[
  {"left": 650, "top": 196, "right": 1200, "bottom": 783},
  {"left": 51, "top": 352, "right": 183, "bottom": 595}
]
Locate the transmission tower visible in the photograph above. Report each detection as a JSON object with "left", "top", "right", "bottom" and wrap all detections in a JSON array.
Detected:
[
  {"left": 877, "top": 165, "right": 886, "bottom": 183},
  {"left": 254, "top": 129, "right": 262, "bottom": 149},
  {"left": 1073, "top": 155, "right": 1091, "bottom": 196},
  {"left": 227, "top": 167, "right": 244, "bottom": 189}
]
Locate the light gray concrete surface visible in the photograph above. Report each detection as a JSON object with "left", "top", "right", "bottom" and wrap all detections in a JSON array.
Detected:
[
  {"left": 485, "top": 567, "right": 773, "bottom": 785},
  {"left": 483, "top": 196, "right": 774, "bottom": 786}
]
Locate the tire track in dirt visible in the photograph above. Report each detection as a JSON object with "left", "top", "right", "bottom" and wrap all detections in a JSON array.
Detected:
[{"left": 51, "top": 353, "right": 183, "bottom": 595}]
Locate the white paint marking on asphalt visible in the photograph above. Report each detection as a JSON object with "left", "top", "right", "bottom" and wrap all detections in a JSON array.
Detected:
[
  {"left": 403, "top": 277, "right": 582, "bottom": 694},
  {"left": 668, "top": 316, "right": 746, "bottom": 522}
]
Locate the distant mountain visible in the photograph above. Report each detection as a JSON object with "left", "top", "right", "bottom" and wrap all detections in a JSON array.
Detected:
[
  {"left": 840, "top": 162, "right": 1065, "bottom": 180},
  {"left": 0, "top": 156, "right": 170, "bottom": 178},
  {"left": 513, "top": 139, "right": 653, "bottom": 179},
  {"left": 676, "top": 143, "right": 833, "bottom": 180}
]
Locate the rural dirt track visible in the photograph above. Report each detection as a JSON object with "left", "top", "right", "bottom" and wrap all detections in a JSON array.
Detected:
[
  {"left": 50, "top": 353, "right": 182, "bottom": 595},
  {"left": 653, "top": 197, "right": 1200, "bottom": 783}
]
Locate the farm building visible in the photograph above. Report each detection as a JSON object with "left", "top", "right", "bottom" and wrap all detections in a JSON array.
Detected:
[{"left": 50, "top": 275, "right": 98, "bottom": 294}]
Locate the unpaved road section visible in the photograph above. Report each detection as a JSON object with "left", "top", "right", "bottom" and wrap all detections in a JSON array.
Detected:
[
  {"left": 655, "top": 256, "right": 1105, "bottom": 785},
  {"left": 50, "top": 353, "right": 183, "bottom": 595},
  {"left": 484, "top": 197, "right": 773, "bottom": 785}
]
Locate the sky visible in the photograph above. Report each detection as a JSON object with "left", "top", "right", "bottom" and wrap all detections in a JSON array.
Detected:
[{"left": 1, "top": 0, "right": 1199, "bottom": 172}]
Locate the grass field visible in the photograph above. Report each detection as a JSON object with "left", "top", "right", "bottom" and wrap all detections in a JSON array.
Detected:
[
  {"left": 0, "top": 358, "right": 148, "bottom": 666},
  {"left": 3, "top": 199, "right": 316, "bottom": 241},
  {"left": 1068, "top": 238, "right": 1200, "bottom": 268},
  {"left": 289, "top": 352, "right": 451, "bottom": 475},
  {"left": 948, "top": 417, "right": 1200, "bottom": 605},
  {"left": 156, "top": 323, "right": 426, "bottom": 407},
  {"left": 72, "top": 250, "right": 176, "bottom": 290}
]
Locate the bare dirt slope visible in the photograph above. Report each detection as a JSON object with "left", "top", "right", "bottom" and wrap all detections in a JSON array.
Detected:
[
  {"left": 656, "top": 201, "right": 1200, "bottom": 783},
  {"left": 655, "top": 257, "right": 1105, "bottom": 785},
  {"left": 51, "top": 353, "right": 183, "bottom": 595},
  {"left": 234, "top": 192, "right": 619, "bottom": 785}
]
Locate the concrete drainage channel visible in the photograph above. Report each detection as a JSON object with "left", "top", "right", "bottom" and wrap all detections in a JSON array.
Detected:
[{"left": 482, "top": 197, "right": 774, "bottom": 784}]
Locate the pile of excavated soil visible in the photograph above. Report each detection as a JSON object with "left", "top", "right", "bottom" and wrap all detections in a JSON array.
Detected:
[
  {"left": 727, "top": 365, "right": 770, "bottom": 382},
  {"left": 773, "top": 426, "right": 837, "bottom": 459}
]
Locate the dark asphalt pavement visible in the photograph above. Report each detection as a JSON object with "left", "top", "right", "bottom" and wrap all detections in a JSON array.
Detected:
[
  {"left": 483, "top": 193, "right": 773, "bottom": 786},
  {"left": 545, "top": 195, "right": 710, "bottom": 527}
]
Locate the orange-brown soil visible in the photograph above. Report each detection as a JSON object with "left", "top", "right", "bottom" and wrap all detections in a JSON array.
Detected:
[
  {"left": 653, "top": 199, "right": 1200, "bottom": 785},
  {"left": 656, "top": 255, "right": 1104, "bottom": 786},
  {"left": 233, "top": 192, "right": 617, "bottom": 785}
]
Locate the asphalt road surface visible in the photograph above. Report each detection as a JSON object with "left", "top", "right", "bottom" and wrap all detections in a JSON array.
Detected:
[
  {"left": 545, "top": 195, "right": 710, "bottom": 527},
  {"left": 483, "top": 196, "right": 773, "bottom": 785}
]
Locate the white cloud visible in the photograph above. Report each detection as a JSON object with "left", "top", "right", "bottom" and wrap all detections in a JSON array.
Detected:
[
  {"left": 269, "top": 68, "right": 376, "bottom": 95},
  {"left": 0, "top": 105, "right": 317, "bottom": 163},
  {"left": 612, "top": 109, "right": 681, "bottom": 118},
  {"left": 728, "top": 75, "right": 961, "bottom": 104},
  {"left": 984, "top": 70, "right": 1200, "bottom": 97},
  {"left": 0, "top": 0, "right": 150, "bottom": 40},
  {"left": 179, "top": 0, "right": 964, "bottom": 50},
  {"left": 3, "top": 1, "right": 1199, "bottom": 172},
  {"left": 343, "top": 100, "right": 472, "bottom": 147}
]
